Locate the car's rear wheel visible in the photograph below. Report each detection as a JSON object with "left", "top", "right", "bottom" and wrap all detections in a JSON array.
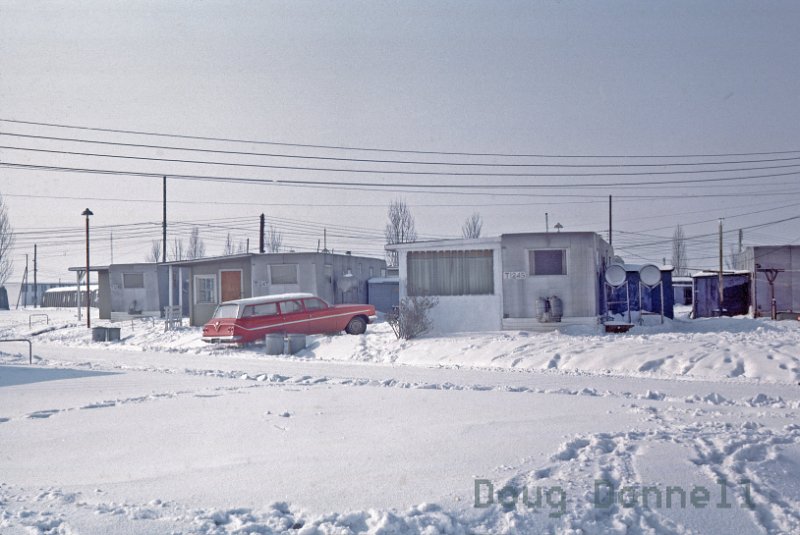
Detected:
[{"left": 345, "top": 316, "right": 367, "bottom": 335}]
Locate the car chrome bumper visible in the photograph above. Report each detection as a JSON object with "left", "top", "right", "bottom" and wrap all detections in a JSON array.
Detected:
[
  {"left": 368, "top": 315, "right": 378, "bottom": 324},
  {"left": 202, "top": 335, "right": 243, "bottom": 344}
]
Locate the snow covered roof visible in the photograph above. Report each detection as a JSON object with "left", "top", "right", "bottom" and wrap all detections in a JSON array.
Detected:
[
  {"left": 691, "top": 270, "right": 751, "bottom": 278},
  {"left": 385, "top": 236, "right": 501, "bottom": 251},
  {"left": 619, "top": 263, "right": 674, "bottom": 272},
  {"left": 44, "top": 285, "right": 98, "bottom": 293},
  {"left": 220, "top": 293, "right": 316, "bottom": 306}
]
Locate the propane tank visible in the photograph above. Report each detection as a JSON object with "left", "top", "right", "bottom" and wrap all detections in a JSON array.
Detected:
[
  {"left": 548, "top": 295, "right": 563, "bottom": 322},
  {"left": 535, "top": 297, "right": 548, "bottom": 322}
]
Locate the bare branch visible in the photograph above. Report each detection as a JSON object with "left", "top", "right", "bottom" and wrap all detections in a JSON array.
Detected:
[{"left": 462, "top": 212, "right": 483, "bottom": 239}]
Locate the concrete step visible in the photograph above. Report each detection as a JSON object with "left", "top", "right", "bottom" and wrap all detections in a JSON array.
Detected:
[{"left": 502, "top": 316, "right": 600, "bottom": 332}]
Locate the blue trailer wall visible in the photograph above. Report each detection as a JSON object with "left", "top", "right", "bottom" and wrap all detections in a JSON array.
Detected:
[
  {"left": 608, "top": 269, "right": 674, "bottom": 319},
  {"left": 368, "top": 279, "right": 399, "bottom": 313}
]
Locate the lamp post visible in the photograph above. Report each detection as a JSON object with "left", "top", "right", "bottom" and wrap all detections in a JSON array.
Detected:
[{"left": 82, "top": 208, "right": 93, "bottom": 328}]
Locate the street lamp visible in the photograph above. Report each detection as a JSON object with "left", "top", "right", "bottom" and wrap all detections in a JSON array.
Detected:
[{"left": 82, "top": 208, "right": 93, "bottom": 328}]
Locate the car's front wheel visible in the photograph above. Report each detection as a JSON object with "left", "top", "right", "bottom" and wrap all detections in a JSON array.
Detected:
[{"left": 345, "top": 316, "right": 367, "bottom": 335}]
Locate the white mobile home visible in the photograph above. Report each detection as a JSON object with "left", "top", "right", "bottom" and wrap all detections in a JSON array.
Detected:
[{"left": 388, "top": 232, "right": 614, "bottom": 333}]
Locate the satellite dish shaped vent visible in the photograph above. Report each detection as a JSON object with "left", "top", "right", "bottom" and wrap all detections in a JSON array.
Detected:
[
  {"left": 604, "top": 264, "right": 627, "bottom": 287},
  {"left": 639, "top": 264, "right": 662, "bottom": 287}
]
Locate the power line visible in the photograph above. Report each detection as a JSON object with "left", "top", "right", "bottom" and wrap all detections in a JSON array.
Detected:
[
  {"left": 5, "top": 131, "right": 800, "bottom": 168},
  {"left": 5, "top": 144, "right": 800, "bottom": 177},
  {"left": 3, "top": 160, "right": 800, "bottom": 188},
  {"left": 3, "top": 117, "right": 800, "bottom": 159}
]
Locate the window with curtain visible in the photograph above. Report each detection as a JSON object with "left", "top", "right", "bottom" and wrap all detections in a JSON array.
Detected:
[
  {"left": 529, "top": 249, "right": 567, "bottom": 275},
  {"left": 194, "top": 275, "right": 216, "bottom": 304},
  {"left": 407, "top": 250, "right": 494, "bottom": 296}
]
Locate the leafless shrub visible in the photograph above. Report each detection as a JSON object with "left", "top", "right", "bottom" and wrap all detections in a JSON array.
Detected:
[{"left": 388, "top": 295, "right": 438, "bottom": 340}]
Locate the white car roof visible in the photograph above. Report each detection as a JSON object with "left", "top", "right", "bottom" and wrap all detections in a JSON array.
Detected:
[{"left": 221, "top": 293, "right": 317, "bottom": 306}]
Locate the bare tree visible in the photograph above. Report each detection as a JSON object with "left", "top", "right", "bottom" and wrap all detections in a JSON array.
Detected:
[
  {"left": 170, "top": 238, "right": 185, "bottom": 261},
  {"left": 0, "top": 193, "right": 14, "bottom": 286},
  {"left": 384, "top": 199, "right": 417, "bottom": 267},
  {"left": 268, "top": 225, "right": 283, "bottom": 253},
  {"left": 462, "top": 212, "right": 483, "bottom": 239},
  {"left": 223, "top": 233, "right": 235, "bottom": 256},
  {"left": 671, "top": 224, "right": 688, "bottom": 276},
  {"left": 237, "top": 239, "right": 248, "bottom": 254},
  {"left": 146, "top": 240, "right": 162, "bottom": 263},
  {"left": 187, "top": 227, "right": 205, "bottom": 260}
]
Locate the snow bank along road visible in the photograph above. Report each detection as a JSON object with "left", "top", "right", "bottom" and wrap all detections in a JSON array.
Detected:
[{"left": 1, "top": 310, "right": 799, "bottom": 534}]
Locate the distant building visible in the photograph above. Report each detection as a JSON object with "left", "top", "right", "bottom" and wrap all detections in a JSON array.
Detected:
[
  {"left": 42, "top": 285, "right": 98, "bottom": 308},
  {"left": 672, "top": 276, "right": 693, "bottom": 306},
  {"left": 17, "top": 282, "right": 74, "bottom": 307},
  {"left": 387, "top": 232, "right": 614, "bottom": 333}
]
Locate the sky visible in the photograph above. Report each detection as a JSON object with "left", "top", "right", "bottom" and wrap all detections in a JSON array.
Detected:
[{"left": 1, "top": 0, "right": 800, "bottom": 283}]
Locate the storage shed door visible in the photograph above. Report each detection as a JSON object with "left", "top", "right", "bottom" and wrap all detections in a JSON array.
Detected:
[{"left": 220, "top": 270, "right": 242, "bottom": 302}]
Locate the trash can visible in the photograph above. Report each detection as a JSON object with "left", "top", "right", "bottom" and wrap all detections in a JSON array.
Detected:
[
  {"left": 288, "top": 333, "right": 306, "bottom": 354},
  {"left": 265, "top": 333, "right": 285, "bottom": 355},
  {"left": 92, "top": 327, "right": 108, "bottom": 342},
  {"left": 106, "top": 327, "right": 121, "bottom": 342}
]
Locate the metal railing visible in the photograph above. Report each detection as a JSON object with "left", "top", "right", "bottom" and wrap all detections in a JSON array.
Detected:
[
  {"left": 29, "top": 313, "right": 50, "bottom": 328},
  {"left": 0, "top": 338, "right": 33, "bottom": 364}
]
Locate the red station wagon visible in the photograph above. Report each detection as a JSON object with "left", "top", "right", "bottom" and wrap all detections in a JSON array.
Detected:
[{"left": 202, "top": 293, "right": 377, "bottom": 344}]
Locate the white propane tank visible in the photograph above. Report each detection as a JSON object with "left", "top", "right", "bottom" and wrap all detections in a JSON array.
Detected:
[
  {"left": 549, "top": 295, "right": 563, "bottom": 322},
  {"left": 535, "top": 296, "right": 549, "bottom": 321}
]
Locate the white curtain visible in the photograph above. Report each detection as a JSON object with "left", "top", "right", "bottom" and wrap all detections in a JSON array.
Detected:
[{"left": 408, "top": 250, "right": 493, "bottom": 296}]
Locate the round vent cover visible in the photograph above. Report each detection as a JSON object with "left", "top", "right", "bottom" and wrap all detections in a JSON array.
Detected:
[
  {"left": 639, "top": 264, "right": 662, "bottom": 287},
  {"left": 604, "top": 264, "right": 627, "bottom": 287}
]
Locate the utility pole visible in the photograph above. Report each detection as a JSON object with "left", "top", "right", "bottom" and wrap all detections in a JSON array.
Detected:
[
  {"left": 82, "top": 208, "right": 94, "bottom": 328},
  {"left": 110, "top": 232, "right": 114, "bottom": 264},
  {"left": 162, "top": 177, "right": 167, "bottom": 263},
  {"left": 259, "top": 213, "right": 265, "bottom": 253},
  {"left": 718, "top": 219, "right": 724, "bottom": 316},
  {"left": 545, "top": 212, "right": 549, "bottom": 233},
  {"left": 33, "top": 244, "right": 38, "bottom": 308},
  {"left": 608, "top": 195, "right": 613, "bottom": 247},
  {"left": 16, "top": 254, "right": 28, "bottom": 309}
]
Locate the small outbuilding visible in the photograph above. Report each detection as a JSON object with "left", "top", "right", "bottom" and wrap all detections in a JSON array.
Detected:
[
  {"left": 367, "top": 276, "right": 399, "bottom": 313},
  {"left": 691, "top": 271, "right": 751, "bottom": 318}
]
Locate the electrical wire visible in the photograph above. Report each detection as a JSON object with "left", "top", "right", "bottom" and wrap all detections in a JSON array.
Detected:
[
  {"left": 5, "top": 131, "right": 800, "bottom": 168},
  {"left": 3, "top": 117, "right": 800, "bottom": 159}
]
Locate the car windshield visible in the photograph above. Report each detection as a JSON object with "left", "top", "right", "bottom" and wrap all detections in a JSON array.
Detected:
[{"left": 212, "top": 304, "right": 239, "bottom": 319}]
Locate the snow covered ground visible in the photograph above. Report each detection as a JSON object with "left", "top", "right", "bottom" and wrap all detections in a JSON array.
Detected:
[{"left": 1, "top": 307, "right": 799, "bottom": 534}]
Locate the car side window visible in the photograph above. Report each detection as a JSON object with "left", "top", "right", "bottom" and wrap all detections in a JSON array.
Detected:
[
  {"left": 303, "top": 298, "right": 327, "bottom": 311},
  {"left": 252, "top": 303, "right": 278, "bottom": 317},
  {"left": 279, "top": 300, "right": 303, "bottom": 314}
]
